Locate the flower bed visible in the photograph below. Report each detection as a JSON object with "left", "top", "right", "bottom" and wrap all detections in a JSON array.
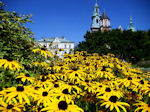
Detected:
[{"left": 0, "top": 51, "right": 150, "bottom": 112}]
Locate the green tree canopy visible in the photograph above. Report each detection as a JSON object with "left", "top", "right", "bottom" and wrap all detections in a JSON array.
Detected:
[
  {"left": 0, "top": 1, "right": 37, "bottom": 61},
  {"left": 77, "top": 29, "right": 150, "bottom": 64}
]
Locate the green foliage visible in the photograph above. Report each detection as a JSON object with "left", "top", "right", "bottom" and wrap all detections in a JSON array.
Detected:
[
  {"left": 77, "top": 29, "right": 150, "bottom": 64},
  {"left": 0, "top": 1, "right": 46, "bottom": 89},
  {"left": 0, "top": 1, "right": 36, "bottom": 61}
]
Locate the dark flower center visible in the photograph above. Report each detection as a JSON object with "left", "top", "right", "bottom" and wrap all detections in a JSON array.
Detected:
[
  {"left": 99, "top": 85, "right": 102, "bottom": 87},
  {"left": 109, "top": 96, "right": 118, "bottom": 103},
  {"left": 42, "top": 92, "right": 48, "bottom": 96},
  {"left": 85, "top": 80, "right": 89, "bottom": 82},
  {"left": 58, "top": 101, "right": 68, "bottom": 110},
  {"left": 85, "top": 63, "right": 90, "bottom": 66},
  {"left": 101, "top": 66, "right": 106, "bottom": 71},
  {"left": 50, "top": 71, "right": 55, "bottom": 74},
  {"left": 87, "top": 95, "right": 91, "bottom": 98},
  {"left": 82, "top": 53, "right": 87, "bottom": 56},
  {"left": 16, "top": 86, "right": 24, "bottom": 92},
  {"left": 54, "top": 84, "right": 59, "bottom": 88},
  {"left": 7, "top": 58, "right": 13, "bottom": 61},
  {"left": 35, "top": 86, "right": 40, "bottom": 90},
  {"left": 75, "top": 74, "right": 78, "bottom": 76},
  {"left": 68, "top": 56, "right": 71, "bottom": 59},
  {"left": 148, "top": 104, "right": 150, "bottom": 107},
  {"left": 132, "top": 91, "right": 136, "bottom": 95},
  {"left": 68, "top": 83, "right": 74, "bottom": 85},
  {"left": 43, "top": 73, "right": 48, "bottom": 76},
  {"left": 72, "top": 68, "right": 78, "bottom": 71},
  {"left": 105, "top": 87, "right": 111, "bottom": 92},
  {"left": 25, "top": 73, "right": 30, "bottom": 77},
  {"left": 41, "top": 77, "right": 47, "bottom": 82},
  {"left": 41, "top": 47, "right": 47, "bottom": 51},
  {"left": 62, "top": 89, "right": 69, "bottom": 94},
  {"left": 7, "top": 104, "right": 14, "bottom": 109},
  {"left": 140, "top": 80, "right": 144, "bottom": 84},
  {"left": 137, "top": 77, "right": 141, "bottom": 79},
  {"left": 128, "top": 77, "right": 132, "bottom": 80}
]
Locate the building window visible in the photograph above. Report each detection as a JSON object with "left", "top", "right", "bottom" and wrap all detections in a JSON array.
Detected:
[
  {"left": 55, "top": 45, "right": 58, "bottom": 49},
  {"left": 69, "top": 44, "right": 71, "bottom": 48},
  {"left": 96, "top": 9, "right": 98, "bottom": 13},
  {"left": 96, "top": 19, "right": 99, "bottom": 23},
  {"left": 65, "top": 44, "right": 66, "bottom": 48}
]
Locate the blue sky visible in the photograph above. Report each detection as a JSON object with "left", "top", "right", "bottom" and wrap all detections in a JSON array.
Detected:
[{"left": 3, "top": 0, "right": 150, "bottom": 44}]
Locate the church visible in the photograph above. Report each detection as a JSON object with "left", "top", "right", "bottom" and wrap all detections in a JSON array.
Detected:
[
  {"left": 91, "top": 0, "right": 111, "bottom": 32},
  {"left": 91, "top": 1, "right": 136, "bottom": 32}
]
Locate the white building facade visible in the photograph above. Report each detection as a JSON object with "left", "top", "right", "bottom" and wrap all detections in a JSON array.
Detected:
[{"left": 37, "top": 37, "right": 75, "bottom": 58}]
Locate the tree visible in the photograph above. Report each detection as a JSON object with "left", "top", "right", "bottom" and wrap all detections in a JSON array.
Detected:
[
  {"left": 77, "top": 29, "right": 150, "bottom": 64},
  {"left": 0, "top": 1, "right": 36, "bottom": 61}
]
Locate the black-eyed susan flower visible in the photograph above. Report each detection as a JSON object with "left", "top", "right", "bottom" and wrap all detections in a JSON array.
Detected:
[
  {"left": 16, "top": 73, "right": 35, "bottom": 84},
  {"left": 41, "top": 99, "right": 83, "bottom": 112},
  {"left": 32, "top": 47, "right": 53, "bottom": 58},
  {"left": 4, "top": 85, "right": 32, "bottom": 104},
  {"left": 121, "top": 76, "right": 139, "bottom": 87},
  {"left": 99, "top": 95, "right": 130, "bottom": 112},
  {"left": 0, "top": 59, "right": 23, "bottom": 71},
  {"left": 57, "top": 48, "right": 64, "bottom": 51},
  {"left": 97, "top": 86, "right": 120, "bottom": 98},
  {"left": 0, "top": 101, "right": 24, "bottom": 112},
  {"left": 33, "top": 87, "right": 56, "bottom": 107},
  {"left": 52, "top": 87, "right": 74, "bottom": 103},
  {"left": 96, "top": 66, "right": 114, "bottom": 79},
  {"left": 134, "top": 101, "right": 150, "bottom": 112},
  {"left": 35, "top": 76, "right": 53, "bottom": 88},
  {"left": 32, "top": 61, "right": 49, "bottom": 68}
]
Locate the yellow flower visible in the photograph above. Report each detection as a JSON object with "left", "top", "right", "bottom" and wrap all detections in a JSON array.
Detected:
[
  {"left": 4, "top": 85, "right": 32, "bottom": 104},
  {"left": 97, "top": 86, "right": 121, "bottom": 98},
  {"left": 52, "top": 87, "right": 74, "bottom": 103},
  {"left": 32, "top": 48, "right": 53, "bottom": 58},
  {"left": 33, "top": 87, "right": 56, "bottom": 107},
  {"left": 32, "top": 61, "right": 49, "bottom": 68},
  {"left": 57, "top": 48, "right": 64, "bottom": 51},
  {"left": 0, "top": 101, "right": 24, "bottom": 112},
  {"left": 134, "top": 101, "right": 150, "bottom": 112},
  {"left": 121, "top": 76, "right": 139, "bottom": 87},
  {"left": 96, "top": 66, "right": 114, "bottom": 79},
  {"left": 41, "top": 99, "right": 83, "bottom": 112},
  {"left": 100, "top": 95, "right": 130, "bottom": 112},
  {"left": 16, "top": 73, "right": 35, "bottom": 83},
  {"left": 0, "top": 59, "right": 23, "bottom": 71}
]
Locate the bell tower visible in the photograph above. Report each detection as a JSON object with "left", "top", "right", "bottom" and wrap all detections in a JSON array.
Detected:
[
  {"left": 91, "top": 0, "right": 101, "bottom": 32},
  {"left": 100, "top": 10, "right": 111, "bottom": 32}
]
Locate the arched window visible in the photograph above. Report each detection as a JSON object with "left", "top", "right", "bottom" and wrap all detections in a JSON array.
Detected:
[
  {"left": 96, "top": 19, "right": 99, "bottom": 23},
  {"left": 96, "top": 9, "right": 98, "bottom": 13}
]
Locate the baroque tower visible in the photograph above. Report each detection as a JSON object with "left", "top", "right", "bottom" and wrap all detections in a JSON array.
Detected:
[
  {"left": 100, "top": 10, "right": 110, "bottom": 32},
  {"left": 91, "top": 0, "right": 110, "bottom": 32},
  {"left": 128, "top": 16, "right": 136, "bottom": 32},
  {"left": 91, "top": 0, "right": 101, "bottom": 32}
]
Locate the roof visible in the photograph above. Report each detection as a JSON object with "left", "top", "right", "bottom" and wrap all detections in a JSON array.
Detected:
[
  {"left": 101, "top": 11, "right": 110, "bottom": 20},
  {"left": 37, "top": 37, "right": 74, "bottom": 43}
]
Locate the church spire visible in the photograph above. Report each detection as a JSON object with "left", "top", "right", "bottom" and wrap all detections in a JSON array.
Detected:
[
  {"left": 92, "top": 0, "right": 100, "bottom": 17},
  {"left": 91, "top": 0, "right": 101, "bottom": 32},
  {"left": 128, "top": 16, "right": 136, "bottom": 32}
]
